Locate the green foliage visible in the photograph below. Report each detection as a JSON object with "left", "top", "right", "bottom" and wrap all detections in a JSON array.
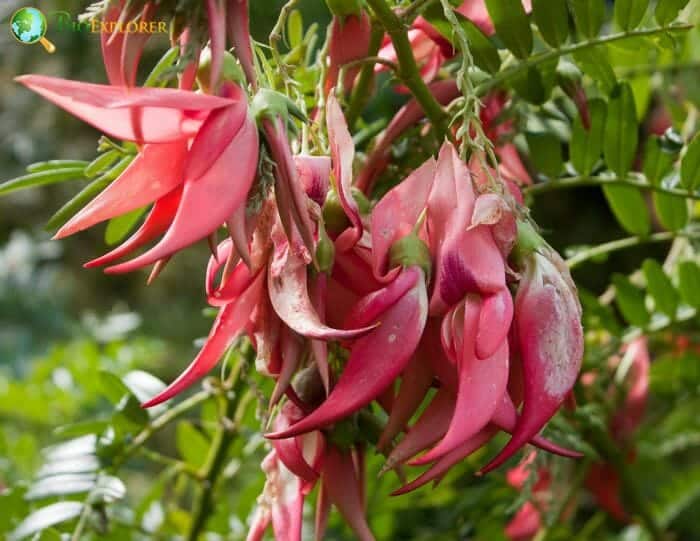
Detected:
[{"left": 3, "top": 0, "right": 700, "bottom": 540}]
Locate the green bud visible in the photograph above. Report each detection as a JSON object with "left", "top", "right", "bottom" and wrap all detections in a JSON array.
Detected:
[
  {"left": 250, "top": 88, "right": 307, "bottom": 124},
  {"left": 316, "top": 224, "right": 336, "bottom": 273},
  {"left": 322, "top": 189, "right": 351, "bottom": 234},
  {"left": 351, "top": 187, "right": 371, "bottom": 215},
  {"left": 511, "top": 220, "right": 545, "bottom": 263},
  {"left": 196, "top": 49, "right": 246, "bottom": 92},
  {"left": 328, "top": 416, "right": 360, "bottom": 449},
  {"left": 389, "top": 233, "right": 431, "bottom": 279},
  {"left": 357, "top": 410, "right": 384, "bottom": 446},
  {"left": 325, "top": 0, "right": 363, "bottom": 17}
]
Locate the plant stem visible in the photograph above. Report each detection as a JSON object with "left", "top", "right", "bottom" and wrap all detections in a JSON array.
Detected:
[
  {"left": 365, "top": 0, "right": 452, "bottom": 141},
  {"left": 476, "top": 24, "right": 693, "bottom": 96},
  {"left": 400, "top": 0, "right": 437, "bottom": 21},
  {"left": 186, "top": 347, "right": 251, "bottom": 541},
  {"left": 525, "top": 174, "right": 700, "bottom": 199},
  {"left": 185, "top": 394, "right": 238, "bottom": 541},
  {"left": 112, "top": 389, "right": 213, "bottom": 470},
  {"left": 346, "top": 22, "right": 384, "bottom": 127},
  {"left": 566, "top": 231, "right": 697, "bottom": 269}
]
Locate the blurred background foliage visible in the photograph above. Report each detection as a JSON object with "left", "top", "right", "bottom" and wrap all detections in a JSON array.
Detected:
[{"left": 1, "top": 1, "right": 700, "bottom": 540}]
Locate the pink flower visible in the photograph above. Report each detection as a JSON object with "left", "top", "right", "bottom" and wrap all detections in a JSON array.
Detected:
[{"left": 16, "top": 75, "right": 260, "bottom": 273}]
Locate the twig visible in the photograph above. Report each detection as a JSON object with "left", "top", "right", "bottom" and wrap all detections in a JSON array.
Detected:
[
  {"left": 365, "top": 0, "right": 453, "bottom": 142},
  {"left": 566, "top": 231, "right": 700, "bottom": 269},
  {"left": 525, "top": 174, "right": 700, "bottom": 199},
  {"left": 476, "top": 24, "right": 694, "bottom": 96}
]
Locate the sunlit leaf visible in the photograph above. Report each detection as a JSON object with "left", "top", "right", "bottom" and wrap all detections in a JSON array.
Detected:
[{"left": 485, "top": 0, "right": 533, "bottom": 59}]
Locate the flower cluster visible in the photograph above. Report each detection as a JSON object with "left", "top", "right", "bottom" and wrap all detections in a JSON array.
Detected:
[{"left": 16, "top": 1, "right": 585, "bottom": 539}]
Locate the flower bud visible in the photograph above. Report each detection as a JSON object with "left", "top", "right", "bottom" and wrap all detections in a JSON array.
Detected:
[
  {"left": 389, "top": 234, "right": 431, "bottom": 280},
  {"left": 196, "top": 49, "right": 246, "bottom": 91}
]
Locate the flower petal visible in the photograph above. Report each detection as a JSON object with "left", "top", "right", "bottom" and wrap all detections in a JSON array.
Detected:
[
  {"left": 142, "top": 269, "right": 264, "bottom": 407},
  {"left": 269, "top": 267, "right": 427, "bottom": 439}
]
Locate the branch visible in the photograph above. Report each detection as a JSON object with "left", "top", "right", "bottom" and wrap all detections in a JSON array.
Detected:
[
  {"left": 525, "top": 174, "right": 700, "bottom": 199},
  {"left": 476, "top": 24, "right": 694, "bottom": 96},
  {"left": 365, "top": 0, "right": 453, "bottom": 141},
  {"left": 566, "top": 231, "right": 681, "bottom": 269}
]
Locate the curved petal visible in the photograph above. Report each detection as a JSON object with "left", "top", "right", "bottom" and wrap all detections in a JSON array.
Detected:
[
  {"left": 16, "top": 75, "right": 236, "bottom": 143},
  {"left": 370, "top": 157, "right": 435, "bottom": 280},
  {"left": 413, "top": 298, "right": 509, "bottom": 465},
  {"left": 106, "top": 114, "right": 259, "bottom": 273},
  {"left": 142, "top": 269, "right": 264, "bottom": 407},
  {"left": 327, "top": 94, "right": 362, "bottom": 251},
  {"left": 322, "top": 447, "right": 376, "bottom": 541},
  {"left": 269, "top": 241, "right": 375, "bottom": 340},
  {"left": 84, "top": 186, "right": 182, "bottom": 268},
  {"left": 56, "top": 141, "right": 187, "bottom": 238},
  {"left": 269, "top": 268, "right": 428, "bottom": 439}
]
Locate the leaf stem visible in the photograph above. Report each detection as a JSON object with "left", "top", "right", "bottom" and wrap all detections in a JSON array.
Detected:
[
  {"left": 525, "top": 174, "right": 700, "bottom": 199},
  {"left": 566, "top": 231, "right": 700, "bottom": 269},
  {"left": 112, "top": 389, "right": 213, "bottom": 470},
  {"left": 365, "top": 0, "right": 452, "bottom": 141},
  {"left": 476, "top": 24, "right": 693, "bottom": 96}
]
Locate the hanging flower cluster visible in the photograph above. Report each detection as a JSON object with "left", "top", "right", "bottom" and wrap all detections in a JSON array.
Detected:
[{"left": 15, "top": 1, "right": 585, "bottom": 539}]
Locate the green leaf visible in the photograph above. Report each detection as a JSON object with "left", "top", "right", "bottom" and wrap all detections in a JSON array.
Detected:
[
  {"left": 570, "top": 98, "right": 606, "bottom": 175},
  {"left": 532, "top": 0, "right": 569, "bottom": 48},
  {"left": 0, "top": 167, "right": 87, "bottom": 196},
  {"left": 84, "top": 150, "right": 119, "bottom": 178},
  {"left": 9, "top": 502, "right": 84, "bottom": 541},
  {"left": 655, "top": 0, "right": 690, "bottom": 25},
  {"left": 612, "top": 273, "right": 651, "bottom": 327},
  {"left": 652, "top": 465, "right": 700, "bottom": 527},
  {"left": 26, "top": 160, "right": 89, "bottom": 173},
  {"left": 485, "top": 0, "right": 533, "bottom": 59},
  {"left": 423, "top": 5, "right": 501, "bottom": 73},
  {"left": 653, "top": 191, "right": 688, "bottom": 232},
  {"left": 461, "top": 18, "right": 502, "bottom": 74},
  {"left": 680, "top": 133, "right": 700, "bottom": 190},
  {"left": 98, "top": 371, "right": 131, "bottom": 404},
  {"left": 122, "top": 370, "right": 167, "bottom": 405},
  {"left": 642, "top": 259, "right": 679, "bottom": 317},
  {"left": 604, "top": 82, "right": 638, "bottom": 178},
  {"left": 677, "top": 261, "right": 700, "bottom": 308},
  {"left": 104, "top": 206, "right": 146, "bottom": 246},
  {"left": 614, "top": 0, "right": 648, "bottom": 31},
  {"left": 573, "top": 47, "right": 616, "bottom": 92},
  {"left": 287, "top": 10, "right": 303, "bottom": 48},
  {"left": 642, "top": 136, "right": 675, "bottom": 186},
  {"left": 510, "top": 66, "right": 547, "bottom": 104},
  {"left": 176, "top": 421, "right": 211, "bottom": 467},
  {"left": 144, "top": 46, "right": 179, "bottom": 88},
  {"left": 526, "top": 132, "right": 563, "bottom": 177},
  {"left": 25, "top": 473, "right": 97, "bottom": 500},
  {"left": 569, "top": 0, "right": 605, "bottom": 39},
  {"left": 54, "top": 420, "right": 110, "bottom": 439},
  {"left": 603, "top": 185, "right": 650, "bottom": 236}
]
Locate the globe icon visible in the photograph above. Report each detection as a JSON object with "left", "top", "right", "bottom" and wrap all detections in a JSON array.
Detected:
[{"left": 10, "top": 7, "right": 55, "bottom": 53}]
